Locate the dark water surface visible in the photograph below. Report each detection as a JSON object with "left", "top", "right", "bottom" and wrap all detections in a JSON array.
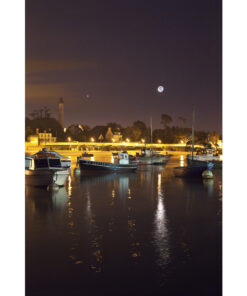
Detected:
[{"left": 26, "top": 156, "right": 222, "bottom": 296}]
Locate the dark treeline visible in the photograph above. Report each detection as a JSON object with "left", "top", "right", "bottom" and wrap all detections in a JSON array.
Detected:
[{"left": 26, "top": 109, "right": 221, "bottom": 145}]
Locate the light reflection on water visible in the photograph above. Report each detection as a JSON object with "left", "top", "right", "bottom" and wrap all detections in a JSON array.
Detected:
[
  {"left": 180, "top": 155, "right": 185, "bottom": 167},
  {"left": 203, "top": 179, "right": 214, "bottom": 196},
  {"left": 26, "top": 156, "right": 222, "bottom": 296},
  {"left": 153, "top": 173, "right": 169, "bottom": 268},
  {"left": 26, "top": 186, "right": 68, "bottom": 216}
]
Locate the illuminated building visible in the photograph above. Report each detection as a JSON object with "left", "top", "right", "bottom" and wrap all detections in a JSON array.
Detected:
[
  {"left": 112, "top": 128, "right": 123, "bottom": 142},
  {"left": 27, "top": 131, "right": 56, "bottom": 145},
  {"left": 105, "top": 127, "right": 114, "bottom": 142}
]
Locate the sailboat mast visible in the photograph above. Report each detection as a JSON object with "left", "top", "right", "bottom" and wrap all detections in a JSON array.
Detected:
[{"left": 192, "top": 106, "right": 195, "bottom": 160}]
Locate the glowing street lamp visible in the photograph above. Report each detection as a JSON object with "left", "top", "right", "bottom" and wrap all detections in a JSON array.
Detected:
[
  {"left": 157, "top": 139, "right": 162, "bottom": 144},
  {"left": 67, "top": 137, "right": 71, "bottom": 142},
  {"left": 141, "top": 138, "right": 145, "bottom": 144},
  {"left": 126, "top": 138, "right": 130, "bottom": 143},
  {"left": 90, "top": 137, "right": 95, "bottom": 142}
]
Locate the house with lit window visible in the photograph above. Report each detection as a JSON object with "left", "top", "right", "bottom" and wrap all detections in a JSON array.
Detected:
[
  {"left": 112, "top": 128, "right": 123, "bottom": 142},
  {"left": 27, "top": 130, "right": 56, "bottom": 145}
]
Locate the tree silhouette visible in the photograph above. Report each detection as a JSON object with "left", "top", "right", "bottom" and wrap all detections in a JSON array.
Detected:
[
  {"left": 133, "top": 120, "right": 148, "bottom": 140},
  {"left": 161, "top": 114, "right": 172, "bottom": 129}
]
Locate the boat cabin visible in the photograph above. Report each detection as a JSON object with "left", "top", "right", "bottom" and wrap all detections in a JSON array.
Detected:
[
  {"left": 113, "top": 152, "right": 130, "bottom": 165},
  {"left": 141, "top": 148, "right": 153, "bottom": 157},
  {"left": 29, "top": 157, "right": 62, "bottom": 170},
  {"left": 26, "top": 148, "right": 71, "bottom": 169}
]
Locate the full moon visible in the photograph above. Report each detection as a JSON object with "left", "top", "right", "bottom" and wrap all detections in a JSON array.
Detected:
[{"left": 157, "top": 85, "right": 164, "bottom": 93}]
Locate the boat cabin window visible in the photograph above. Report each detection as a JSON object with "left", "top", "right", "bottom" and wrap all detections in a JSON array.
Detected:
[
  {"left": 49, "top": 158, "right": 61, "bottom": 168},
  {"left": 34, "top": 158, "right": 49, "bottom": 168},
  {"left": 118, "top": 153, "right": 129, "bottom": 159}
]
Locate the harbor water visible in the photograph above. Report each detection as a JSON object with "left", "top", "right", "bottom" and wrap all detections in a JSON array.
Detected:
[{"left": 26, "top": 154, "right": 222, "bottom": 296}]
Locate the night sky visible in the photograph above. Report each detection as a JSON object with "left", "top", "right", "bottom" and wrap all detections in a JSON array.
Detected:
[{"left": 26, "top": 0, "right": 222, "bottom": 132}]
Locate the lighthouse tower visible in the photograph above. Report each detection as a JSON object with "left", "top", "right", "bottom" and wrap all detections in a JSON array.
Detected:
[{"left": 58, "top": 98, "right": 64, "bottom": 129}]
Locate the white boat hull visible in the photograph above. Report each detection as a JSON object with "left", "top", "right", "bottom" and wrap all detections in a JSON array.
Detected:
[{"left": 25, "top": 169, "right": 69, "bottom": 187}]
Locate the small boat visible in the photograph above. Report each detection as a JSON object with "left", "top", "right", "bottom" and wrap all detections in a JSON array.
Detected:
[
  {"left": 78, "top": 152, "right": 138, "bottom": 172},
  {"left": 187, "top": 148, "right": 222, "bottom": 168},
  {"left": 25, "top": 149, "right": 70, "bottom": 187},
  {"left": 25, "top": 148, "right": 71, "bottom": 169},
  {"left": 174, "top": 108, "right": 216, "bottom": 177},
  {"left": 136, "top": 148, "right": 170, "bottom": 165},
  {"left": 174, "top": 163, "right": 214, "bottom": 178},
  {"left": 186, "top": 107, "right": 222, "bottom": 169},
  {"left": 136, "top": 117, "right": 170, "bottom": 165}
]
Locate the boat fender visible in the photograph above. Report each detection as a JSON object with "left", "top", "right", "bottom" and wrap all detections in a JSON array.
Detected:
[
  {"left": 202, "top": 170, "right": 214, "bottom": 179},
  {"left": 74, "top": 168, "right": 81, "bottom": 175}
]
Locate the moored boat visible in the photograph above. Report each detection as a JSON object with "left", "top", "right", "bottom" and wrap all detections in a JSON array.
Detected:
[
  {"left": 78, "top": 152, "right": 138, "bottom": 172},
  {"left": 25, "top": 149, "right": 69, "bottom": 187},
  {"left": 136, "top": 148, "right": 170, "bottom": 165},
  {"left": 174, "top": 108, "right": 217, "bottom": 178},
  {"left": 187, "top": 148, "right": 222, "bottom": 168}
]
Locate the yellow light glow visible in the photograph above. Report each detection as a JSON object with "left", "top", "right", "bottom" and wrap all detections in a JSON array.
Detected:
[
  {"left": 90, "top": 137, "right": 95, "bottom": 142},
  {"left": 30, "top": 138, "right": 38, "bottom": 144},
  {"left": 67, "top": 137, "right": 71, "bottom": 142},
  {"left": 158, "top": 173, "right": 161, "bottom": 191},
  {"left": 157, "top": 139, "right": 162, "bottom": 144},
  {"left": 68, "top": 176, "right": 72, "bottom": 197},
  {"left": 180, "top": 155, "right": 184, "bottom": 167},
  {"left": 141, "top": 139, "right": 145, "bottom": 143},
  {"left": 112, "top": 138, "right": 115, "bottom": 142},
  {"left": 126, "top": 138, "right": 130, "bottom": 143}
]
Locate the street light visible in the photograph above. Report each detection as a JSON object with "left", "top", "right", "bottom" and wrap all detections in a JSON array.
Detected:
[
  {"left": 90, "top": 137, "right": 95, "bottom": 142},
  {"left": 67, "top": 137, "right": 71, "bottom": 142},
  {"left": 126, "top": 138, "right": 130, "bottom": 143},
  {"left": 141, "top": 138, "right": 145, "bottom": 144},
  {"left": 157, "top": 139, "right": 162, "bottom": 144}
]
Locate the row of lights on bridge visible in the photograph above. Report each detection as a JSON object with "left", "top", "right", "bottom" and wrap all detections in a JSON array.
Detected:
[{"left": 67, "top": 137, "right": 162, "bottom": 144}]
